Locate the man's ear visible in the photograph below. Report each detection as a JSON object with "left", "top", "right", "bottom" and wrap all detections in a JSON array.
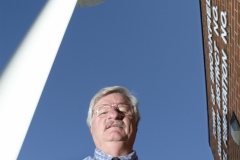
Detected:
[{"left": 90, "top": 126, "right": 92, "bottom": 133}]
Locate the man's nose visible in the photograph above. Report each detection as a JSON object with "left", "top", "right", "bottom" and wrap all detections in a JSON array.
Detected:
[{"left": 108, "top": 108, "right": 122, "bottom": 119}]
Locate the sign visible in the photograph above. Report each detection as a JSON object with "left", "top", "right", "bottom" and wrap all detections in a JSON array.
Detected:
[{"left": 205, "top": 0, "right": 229, "bottom": 159}]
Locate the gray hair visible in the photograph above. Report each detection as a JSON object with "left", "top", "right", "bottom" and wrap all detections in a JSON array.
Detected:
[{"left": 87, "top": 86, "right": 140, "bottom": 128}]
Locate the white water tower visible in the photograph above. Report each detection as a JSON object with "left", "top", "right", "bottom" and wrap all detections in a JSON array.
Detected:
[{"left": 0, "top": 0, "right": 105, "bottom": 159}]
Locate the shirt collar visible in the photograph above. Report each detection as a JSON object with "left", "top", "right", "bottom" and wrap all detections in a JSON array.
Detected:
[{"left": 94, "top": 148, "right": 138, "bottom": 160}]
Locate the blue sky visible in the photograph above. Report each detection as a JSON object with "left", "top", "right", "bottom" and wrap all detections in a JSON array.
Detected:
[{"left": 0, "top": 0, "right": 213, "bottom": 159}]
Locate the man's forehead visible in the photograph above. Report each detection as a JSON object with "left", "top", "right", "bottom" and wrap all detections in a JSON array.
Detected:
[{"left": 95, "top": 93, "right": 129, "bottom": 105}]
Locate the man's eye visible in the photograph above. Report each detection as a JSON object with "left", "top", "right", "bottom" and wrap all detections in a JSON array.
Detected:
[
  {"left": 119, "top": 108, "right": 128, "bottom": 113},
  {"left": 100, "top": 111, "right": 108, "bottom": 115}
]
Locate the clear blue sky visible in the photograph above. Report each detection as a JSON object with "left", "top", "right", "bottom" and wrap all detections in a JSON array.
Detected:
[{"left": 0, "top": 0, "right": 213, "bottom": 159}]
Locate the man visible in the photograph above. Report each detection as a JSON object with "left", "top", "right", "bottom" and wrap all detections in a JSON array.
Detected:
[{"left": 84, "top": 86, "right": 140, "bottom": 160}]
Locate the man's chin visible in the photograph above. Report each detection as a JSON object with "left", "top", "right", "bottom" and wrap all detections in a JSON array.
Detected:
[
  {"left": 104, "top": 137, "right": 127, "bottom": 142},
  {"left": 104, "top": 129, "right": 127, "bottom": 141}
]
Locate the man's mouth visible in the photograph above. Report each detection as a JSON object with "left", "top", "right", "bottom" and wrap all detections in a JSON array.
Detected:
[
  {"left": 107, "top": 123, "right": 120, "bottom": 129},
  {"left": 105, "top": 120, "right": 124, "bottom": 130}
]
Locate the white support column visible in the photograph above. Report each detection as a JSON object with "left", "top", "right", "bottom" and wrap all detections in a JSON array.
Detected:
[{"left": 0, "top": 0, "right": 78, "bottom": 159}]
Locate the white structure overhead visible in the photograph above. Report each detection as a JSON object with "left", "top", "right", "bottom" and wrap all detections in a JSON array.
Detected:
[
  {"left": 76, "top": 0, "right": 105, "bottom": 7},
  {"left": 0, "top": 0, "right": 105, "bottom": 159}
]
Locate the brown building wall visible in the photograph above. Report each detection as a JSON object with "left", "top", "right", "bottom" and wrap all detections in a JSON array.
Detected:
[{"left": 200, "top": 0, "right": 240, "bottom": 160}]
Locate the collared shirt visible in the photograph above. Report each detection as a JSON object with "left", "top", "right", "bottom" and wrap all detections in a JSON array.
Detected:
[{"left": 83, "top": 148, "right": 138, "bottom": 160}]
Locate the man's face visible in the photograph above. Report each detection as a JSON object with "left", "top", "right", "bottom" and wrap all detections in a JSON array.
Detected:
[{"left": 90, "top": 93, "right": 137, "bottom": 148}]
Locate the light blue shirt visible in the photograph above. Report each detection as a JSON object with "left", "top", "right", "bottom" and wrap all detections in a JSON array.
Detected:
[{"left": 83, "top": 148, "right": 138, "bottom": 160}]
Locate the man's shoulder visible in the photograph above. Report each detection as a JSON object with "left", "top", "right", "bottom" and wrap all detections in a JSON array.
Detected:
[{"left": 83, "top": 156, "right": 93, "bottom": 160}]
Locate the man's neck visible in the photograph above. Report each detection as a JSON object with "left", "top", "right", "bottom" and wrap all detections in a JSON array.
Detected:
[{"left": 97, "top": 142, "right": 133, "bottom": 157}]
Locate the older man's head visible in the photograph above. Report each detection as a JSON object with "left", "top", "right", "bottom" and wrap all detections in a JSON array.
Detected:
[{"left": 87, "top": 86, "right": 140, "bottom": 156}]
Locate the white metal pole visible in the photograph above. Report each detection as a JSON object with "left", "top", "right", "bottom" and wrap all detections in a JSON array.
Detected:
[{"left": 0, "top": 0, "right": 78, "bottom": 159}]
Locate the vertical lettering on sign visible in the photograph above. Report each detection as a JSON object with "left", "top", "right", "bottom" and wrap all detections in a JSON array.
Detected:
[
  {"left": 212, "top": 6, "right": 219, "bottom": 36},
  {"left": 209, "top": 52, "right": 214, "bottom": 83},
  {"left": 222, "top": 150, "right": 227, "bottom": 160},
  {"left": 221, "top": 11, "right": 227, "bottom": 44},
  {"left": 221, "top": 49, "right": 228, "bottom": 148},
  {"left": 214, "top": 41, "right": 221, "bottom": 109},
  {"left": 211, "top": 85, "right": 216, "bottom": 105},
  {"left": 217, "top": 110, "right": 222, "bottom": 159},
  {"left": 212, "top": 107, "right": 217, "bottom": 138}
]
